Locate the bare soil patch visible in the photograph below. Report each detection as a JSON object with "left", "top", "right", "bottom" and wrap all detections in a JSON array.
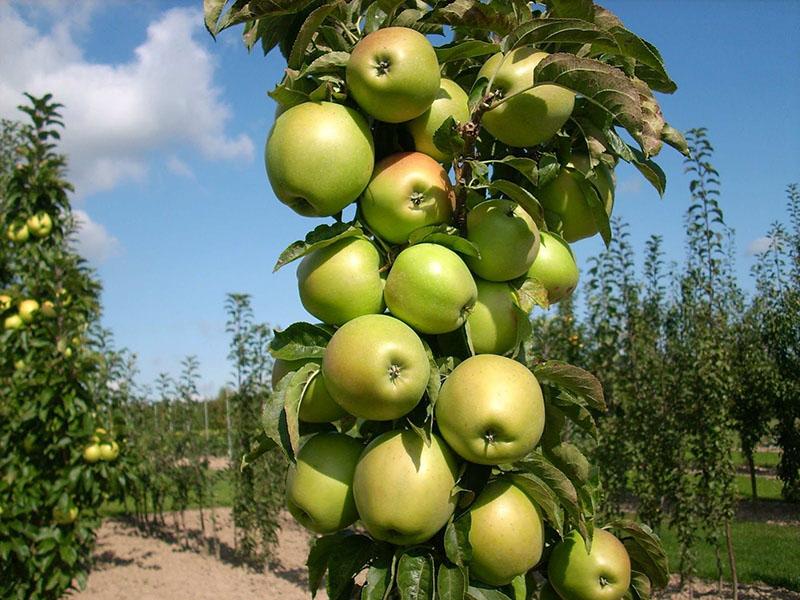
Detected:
[{"left": 663, "top": 575, "right": 800, "bottom": 599}]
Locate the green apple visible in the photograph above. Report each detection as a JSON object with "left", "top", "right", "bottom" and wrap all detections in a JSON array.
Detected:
[
  {"left": 407, "top": 79, "right": 470, "bottom": 161},
  {"left": 466, "top": 279, "right": 519, "bottom": 355},
  {"left": 4, "top": 314, "right": 23, "bottom": 330},
  {"left": 360, "top": 152, "right": 453, "bottom": 244},
  {"left": 286, "top": 432, "right": 363, "bottom": 534},
  {"left": 322, "top": 314, "right": 430, "bottom": 420},
  {"left": 14, "top": 359, "right": 25, "bottom": 371},
  {"left": 478, "top": 48, "right": 575, "bottom": 147},
  {"left": 466, "top": 199, "right": 540, "bottom": 281},
  {"left": 353, "top": 430, "right": 458, "bottom": 545},
  {"left": 272, "top": 357, "right": 347, "bottom": 423},
  {"left": 266, "top": 101, "right": 374, "bottom": 217},
  {"left": 384, "top": 243, "right": 477, "bottom": 334},
  {"left": 548, "top": 529, "right": 632, "bottom": 600},
  {"left": 7, "top": 221, "right": 29, "bottom": 242},
  {"left": 27, "top": 211, "right": 53, "bottom": 238},
  {"left": 84, "top": 444, "right": 102, "bottom": 463},
  {"left": 0, "top": 294, "right": 11, "bottom": 311},
  {"left": 99, "top": 441, "right": 119, "bottom": 461},
  {"left": 346, "top": 27, "right": 440, "bottom": 123},
  {"left": 435, "top": 354, "right": 545, "bottom": 464},
  {"left": 296, "top": 237, "right": 385, "bottom": 326},
  {"left": 467, "top": 478, "right": 545, "bottom": 586},
  {"left": 527, "top": 231, "right": 579, "bottom": 304},
  {"left": 540, "top": 582, "right": 562, "bottom": 600},
  {"left": 18, "top": 299, "right": 39, "bottom": 323},
  {"left": 53, "top": 506, "right": 78, "bottom": 525}
]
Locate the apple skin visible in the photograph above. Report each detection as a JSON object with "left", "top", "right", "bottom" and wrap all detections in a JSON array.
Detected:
[
  {"left": 27, "top": 212, "right": 53, "bottom": 238},
  {"left": 353, "top": 430, "right": 459, "bottom": 546},
  {"left": 0, "top": 294, "right": 11, "bottom": 311},
  {"left": 286, "top": 432, "right": 363, "bottom": 534},
  {"left": 5, "top": 314, "right": 24, "bottom": 330},
  {"left": 40, "top": 300, "right": 56, "bottom": 318},
  {"left": 527, "top": 231, "right": 579, "bottom": 304},
  {"left": 322, "top": 314, "right": 430, "bottom": 421},
  {"left": 435, "top": 354, "right": 545, "bottom": 465},
  {"left": 466, "top": 199, "right": 541, "bottom": 281},
  {"left": 266, "top": 102, "right": 375, "bottom": 217},
  {"left": 53, "top": 506, "right": 78, "bottom": 525},
  {"left": 272, "top": 357, "right": 347, "bottom": 423},
  {"left": 296, "top": 237, "right": 386, "bottom": 326},
  {"left": 360, "top": 152, "right": 454, "bottom": 244},
  {"left": 467, "top": 478, "right": 545, "bottom": 586},
  {"left": 407, "top": 79, "right": 470, "bottom": 161},
  {"left": 83, "top": 444, "right": 102, "bottom": 463},
  {"left": 466, "top": 279, "right": 519, "bottom": 355},
  {"left": 548, "top": 529, "right": 632, "bottom": 600},
  {"left": 7, "top": 221, "right": 29, "bottom": 242},
  {"left": 384, "top": 243, "right": 478, "bottom": 334},
  {"left": 346, "top": 27, "right": 440, "bottom": 123},
  {"left": 478, "top": 48, "right": 575, "bottom": 147},
  {"left": 18, "top": 299, "right": 39, "bottom": 323},
  {"left": 99, "top": 441, "right": 119, "bottom": 461}
]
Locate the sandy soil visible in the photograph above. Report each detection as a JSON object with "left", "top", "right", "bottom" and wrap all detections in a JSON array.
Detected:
[{"left": 73, "top": 509, "right": 798, "bottom": 600}]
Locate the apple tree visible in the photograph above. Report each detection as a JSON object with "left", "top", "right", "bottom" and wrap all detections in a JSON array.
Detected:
[{"left": 206, "top": 1, "right": 686, "bottom": 598}]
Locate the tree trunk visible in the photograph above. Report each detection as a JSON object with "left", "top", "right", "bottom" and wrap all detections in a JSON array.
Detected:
[
  {"left": 746, "top": 450, "right": 758, "bottom": 502},
  {"left": 726, "top": 519, "right": 738, "bottom": 600}
]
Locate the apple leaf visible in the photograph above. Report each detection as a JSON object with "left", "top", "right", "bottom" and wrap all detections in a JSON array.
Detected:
[
  {"left": 408, "top": 224, "right": 481, "bottom": 259},
  {"left": 204, "top": 0, "right": 317, "bottom": 37},
  {"left": 661, "top": 123, "right": 689, "bottom": 157},
  {"left": 537, "top": 153, "right": 561, "bottom": 188},
  {"left": 577, "top": 176, "right": 612, "bottom": 247},
  {"left": 435, "top": 40, "right": 500, "bottom": 64},
  {"left": 513, "top": 276, "right": 549, "bottom": 313},
  {"left": 509, "top": 473, "right": 564, "bottom": 535},
  {"left": 299, "top": 51, "right": 350, "bottom": 76},
  {"left": 397, "top": 548, "right": 435, "bottom": 600},
  {"left": 630, "top": 571, "right": 652, "bottom": 600},
  {"left": 424, "top": 0, "right": 530, "bottom": 35},
  {"left": 551, "top": 390, "right": 599, "bottom": 440},
  {"left": 484, "top": 157, "right": 539, "bottom": 187},
  {"left": 433, "top": 116, "right": 466, "bottom": 158},
  {"left": 602, "top": 28, "right": 676, "bottom": 94},
  {"left": 608, "top": 520, "right": 670, "bottom": 589},
  {"left": 484, "top": 180, "right": 544, "bottom": 227},
  {"left": 602, "top": 128, "right": 667, "bottom": 195},
  {"left": 510, "top": 304, "right": 533, "bottom": 360},
  {"left": 288, "top": 2, "right": 340, "bottom": 69},
  {"left": 327, "top": 534, "right": 375, "bottom": 600},
  {"left": 502, "top": 18, "right": 616, "bottom": 52},
  {"left": 284, "top": 364, "right": 320, "bottom": 457},
  {"left": 542, "top": 0, "right": 594, "bottom": 20},
  {"left": 240, "top": 431, "right": 278, "bottom": 471},
  {"left": 308, "top": 531, "right": 351, "bottom": 597},
  {"left": 274, "top": 221, "right": 365, "bottom": 271},
  {"left": 437, "top": 563, "right": 467, "bottom": 600},
  {"left": 270, "top": 321, "right": 332, "bottom": 360},
  {"left": 515, "top": 453, "right": 581, "bottom": 524},
  {"left": 532, "top": 360, "right": 606, "bottom": 412},
  {"left": 444, "top": 514, "right": 473, "bottom": 567},
  {"left": 632, "top": 78, "right": 665, "bottom": 158},
  {"left": 361, "top": 544, "right": 397, "bottom": 600},
  {"left": 466, "top": 584, "right": 513, "bottom": 600},
  {"left": 364, "top": 0, "right": 407, "bottom": 34},
  {"left": 543, "top": 442, "right": 590, "bottom": 486},
  {"left": 261, "top": 362, "right": 317, "bottom": 461},
  {"left": 421, "top": 339, "right": 442, "bottom": 407}
]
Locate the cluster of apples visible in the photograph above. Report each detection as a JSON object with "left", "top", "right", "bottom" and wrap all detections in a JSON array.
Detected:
[
  {"left": 83, "top": 428, "right": 120, "bottom": 463},
  {"left": 267, "top": 26, "right": 630, "bottom": 600},
  {"left": 1, "top": 295, "right": 56, "bottom": 331},
  {"left": 5, "top": 211, "right": 53, "bottom": 243}
]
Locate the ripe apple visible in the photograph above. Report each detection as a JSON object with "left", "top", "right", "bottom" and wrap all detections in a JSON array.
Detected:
[
  {"left": 322, "top": 314, "right": 430, "bottom": 420},
  {"left": 548, "top": 529, "right": 632, "bottom": 600},
  {"left": 296, "top": 237, "right": 385, "bottom": 326},
  {"left": 272, "top": 357, "right": 347, "bottom": 423},
  {"left": 84, "top": 444, "right": 102, "bottom": 463},
  {"left": 478, "top": 48, "right": 575, "bottom": 147},
  {"left": 4, "top": 314, "right": 24, "bottom": 330},
  {"left": 53, "top": 506, "right": 78, "bottom": 525},
  {"left": 466, "top": 199, "right": 540, "bottom": 281},
  {"left": 346, "top": 27, "right": 440, "bottom": 123},
  {"left": 266, "top": 101, "right": 374, "bottom": 217},
  {"left": 353, "top": 430, "right": 459, "bottom": 545},
  {"left": 0, "top": 294, "right": 11, "bottom": 311},
  {"left": 384, "top": 243, "right": 477, "bottom": 334},
  {"left": 407, "top": 79, "right": 470, "bottom": 161},
  {"left": 286, "top": 432, "right": 363, "bottom": 534},
  {"left": 6, "top": 221, "right": 29, "bottom": 242},
  {"left": 40, "top": 300, "right": 56, "bottom": 318},
  {"left": 26, "top": 211, "right": 53, "bottom": 238},
  {"left": 527, "top": 231, "right": 579, "bottom": 304},
  {"left": 467, "top": 478, "right": 545, "bottom": 586},
  {"left": 466, "top": 279, "right": 519, "bottom": 355},
  {"left": 99, "top": 441, "right": 119, "bottom": 461},
  {"left": 360, "top": 152, "right": 454, "bottom": 244},
  {"left": 435, "top": 354, "right": 545, "bottom": 464},
  {"left": 18, "top": 300, "right": 39, "bottom": 323}
]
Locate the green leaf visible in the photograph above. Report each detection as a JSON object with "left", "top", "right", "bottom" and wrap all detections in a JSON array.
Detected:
[
  {"left": 270, "top": 321, "right": 333, "bottom": 360},
  {"left": 300, "top": 51, "right": 351, "bottom": 76},
  {"left": 533, "top": 361, "right": 606, "bottom": 412},
  {"left": 361, "top": 544, "right": 397, "bottom": 600},
  {"left": 502, "top": 18, "right": 615, "bottom": 52},
  {"left": 364, "top": 0, "right": 406, "bottom": 33},
  {"left": 608, "top": 520, "right": 669, "bottom": 589},
  {"left": 408, "top": 224, "right": 481, "bottom": 259},
  {"left": 466, "top": 584, "right": 513, "bottom": 600},
  {"left": 437, "top": 563, "right": 467, "bottom": 600},
  {"left": 274, "top": 222, "right": 365, "bottom": 271},
  {"left": 435, "top": 40, "right": 500, "bottom": 64},
  {"left": 543, "top": 442, "right": 590, "bottom": 486},
  {"left": 425, "top": 0, "right": 529, "bottom": 35},
  {"left": 513, "top": 276, "right": 549, "bottom": 312},
  {"left": 206, "top": 0, "right": 317, "bottom": 37},
  {"left": 543, "top": 0, "right": 594, "bottom": 20},
  {"left": 444, "top": 513, "right": 472, "bottom": 567},
  {"left": 661, "top": 124, "right": 689, "bottom": 156},
  {"left": 485, "top": 157, "right": 539, "bottom": 187},
  {"left": 485, "top": 180, "right": 544, "bottom": 227},
  {"left": 578, "top": 177, "right": 612, "bottom": 247},
  {"left": 284, "top": 364, "right": 321, "bottom": 457},
  {"left": 550, "top": 391, "right": 598, "bottom": 440},
  {"left": 433, "top": 116, "right": 466, "bottom": 158},
  {"left": 288, "top": 2, "right": 341, "bottom": 69},
  {"left": 630, "top": 571, "right": 652, "bottom": 600},
  {"left": 261, "top": 362, "right": 316, "bottom": 460},
  {"left": 515, "top": 453, "right": 581, "bottom": 523},
  {"left": 240, "top": 431, "right": 279, "bottom": 470},
  {"left": 509, "top": 473, "right": 564, "bottom": 534},
  {"left": 327, "top": 534, "right": 375, "bottom": 600},
  {"left": 397, "top": 548, "right": 435, "bottom": 600},
  {"left": 604, "top": 27, "right": 676, "bottom": 94}
]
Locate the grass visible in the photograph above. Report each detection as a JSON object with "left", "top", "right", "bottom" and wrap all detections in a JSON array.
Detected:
[
  {"left": 734, "top": 474, "right": 784, "bottom": 501},
  {"left": 732, "top": 450, "right": 780, "bottom": 469}
]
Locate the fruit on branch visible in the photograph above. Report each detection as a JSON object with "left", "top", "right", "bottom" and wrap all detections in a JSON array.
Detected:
[
  {"left": 527, "top": 231, "right": 579, "bottom": 304},
  {"left": 18, "top": 299, "right": 39, "bottom": 323},
  {"left": 322, "top": 314, "right": 430, "bottom": 420},
  {"left": 407, "top": 78, "right": 470, "bottom": 161},
  {"left": 26, "top": 211, "right": 53, "bottom": 238},
  {"left": 466, "top": 279, "right": 519, "bottom": 355},
  {"left": 296, "top": 237, "right": 386, "bottom": 326},
  {"left": 40, "top": 300, "right": 56, "bottom": 318},
  {"left": 52, "top": 506, "right": 78, "bottom": 525},
  {"left": 346, "top": 27, "right": 440, "bottom": 123},
  {"left": 99, "top": 441, "right": 119, "bottom": 461},
  {"left": 478, "top": 48, "right": 575, "bottom": 148},
  {"left": 548, "top": 529, "right": 632, "bottom": 600},
  {"left": 435, "top": 354, "right": 545, "bottom": 464},
  {"left": 83, "top": 444, "right": 102, "bottom": 463},
  {"left": 272, "top": 358, "right": 347, "bottom": 423},
  {"left": 7, "top": 221, "right": 29, "bottom": 242},
  {"left": 384, "top": 243, "right": 477, "bottom": 334},
  {"left": 466, "top": 199, "right": 541, "bottom": 281},
  {"left": 4, "top": 314, "right": 23, "bottom": 330},
  {"left": 466, "top": 478, "right": 545, "bottom": 586},
  {"left": 266, "top": 102, "right": 374, "bottom": 217},
  {"left": 286, "top": 432, "right": 363, "bottom": 534},
  {"left": 0, "top": 294, "right": 11, "bottom": 311},
  {"left": 360, "top": 152, "right": 453, "bottom": 244},
  {"left": 353, "top": 430, "right": 458, "bottom": 545},
  {"left": 539, "top": 155, "right": 615, "bottom": 243}
]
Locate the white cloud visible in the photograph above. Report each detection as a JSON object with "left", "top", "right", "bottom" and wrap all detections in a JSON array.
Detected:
[
  {"left": 0, "top": 4, "right": 254, "bottom": 196},
  {"left": 72, "top": 209, "right": 121, "bottom": 263},
  {"left": 166, "top": 155, "right": 195, "bottom": 179},
  {"left": 618, "top": 177, "right": 643, "bottom": 194},
  {"left": 747, "top": 236, "right": 773, "bottom": 256}
]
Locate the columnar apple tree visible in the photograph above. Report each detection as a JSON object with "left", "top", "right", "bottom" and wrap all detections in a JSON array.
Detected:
[{"left": 206, "top": 2, "right": 686, "bottom": 598}]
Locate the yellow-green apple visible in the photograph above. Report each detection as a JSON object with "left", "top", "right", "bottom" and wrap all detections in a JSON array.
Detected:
[
  {"left": 99, "top": 441, "right": 119, "bottom": 461},
  {"left": 6, "top": 221, "right": 29, "bottom": 242},
  {"left": 26, "top": 211, "right": 53, "bottom": 238},
  {"left": 478, "top": 48, "right": 575, "bottom": 147},
  {"left": 467, "top": 477, "right": 545, "bottom": 585},
  {"left": 40, "top": 300, "right": 56, "bottom": 318},
  {"left": 346, "top": 27, "right": 440, "bottom": 123},
  {"left": 527, "top": 231, "right": 579, "bottom": 304},
  {"left": 435, "top": 354, "right": 545, "bottom": 464},
  {"left": 18, "top": 299, "right": 39, "bottom": 323},
  {"left": 52, "top": 506, "right": 78, "bottom": 525},
  {"left": 407, "top": 79, "right": 470, "bottom": 161},
  {"left": 548, "top": 529, "right": 632, "bottom": 600},
  {"left": 466, "top": 199, "right": 540, "bottom": 281},
  {"left": 286, "top": 432, "right": 363, "bottom": 534},
  {"left": 83, "top": 444, "right": 102, "bottom": 463},
  {"left": 322, "top": 314, "right": 430, "bottom": 420},
  {"left": 14, "top": 360, "right": 25, "bottom": 371},
  {"left": 4, "top": 314, "right": 24, "bottom": 330},
  {"left": 384, "top": 243, "right": 477, "bottom": 334},
  {"left": 266, "top": 101, "right": 374, "bottom": 217},
  {"left": 272, "top": 357, "right": 347, "bottom": 423},
  {"left": 353, "top": 430, "right": 458, "bottom": 545},
  {"left": 466, "top": 279, "right": 519, "bottom": 355},
  {"left": 0, "top": 294, "right": 11, "bottom": 311},
  {"left": 296, "top": 237, "right": 385, "bottom": 325},
  {"left": 360, "top": 152, "right": 453, "bottom": 244}
]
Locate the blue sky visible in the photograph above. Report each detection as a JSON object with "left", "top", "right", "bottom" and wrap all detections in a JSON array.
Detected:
[{"left": 1, "top": 1, "right": 798, "bottom": 395}]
